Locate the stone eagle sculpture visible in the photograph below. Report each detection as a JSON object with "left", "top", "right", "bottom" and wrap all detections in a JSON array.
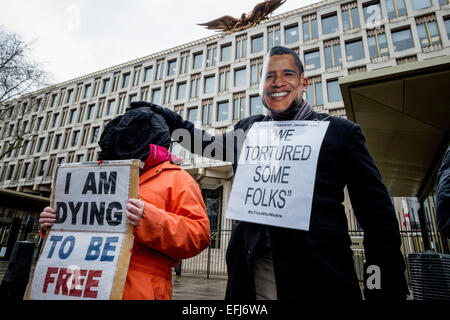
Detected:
[{"left": 198, "top": 0, "right": 286, "bottom": 34}]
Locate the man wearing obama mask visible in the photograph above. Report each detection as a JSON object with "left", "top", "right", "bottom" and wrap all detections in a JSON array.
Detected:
[{"left": 135, "top": 46, "right": 408, "bottom": 300}]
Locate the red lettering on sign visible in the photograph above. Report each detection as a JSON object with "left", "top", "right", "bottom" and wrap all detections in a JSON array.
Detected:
[
  {"left": 42, "top": 267, "right": 58, "bottom": 293},
  {"left": 83, "top": 270, "right": 102, "bottom": 298},
  {"left": 69, "top": 269, "right": 87, "bottom": 297},
  {"left": 41, "top": 267, "right": 103, "bottom": 299},
  {"left": 54, "top": 268, "right": 71, "bottom": 295}
]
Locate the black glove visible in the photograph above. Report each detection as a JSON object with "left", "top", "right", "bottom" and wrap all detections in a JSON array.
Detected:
[{"left": 127, "top": 101, "right": 179, "bottom": 133}]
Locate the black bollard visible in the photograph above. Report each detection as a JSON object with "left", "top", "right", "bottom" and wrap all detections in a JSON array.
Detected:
[{"left": 0, "top": 241, "right": 35, "bottom": 301}]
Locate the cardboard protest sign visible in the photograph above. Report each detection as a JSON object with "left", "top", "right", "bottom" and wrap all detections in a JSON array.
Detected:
[
  {"left": 226, "top": 121, "right": 329, "bottom": 231},
  {"left": 25, "top": 159, "right": 140, "bottom": 300}
]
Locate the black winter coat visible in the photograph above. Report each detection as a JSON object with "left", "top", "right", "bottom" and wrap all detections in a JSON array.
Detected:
[{"left": 166, "top": 110, "right": 408, "bottom": 300}]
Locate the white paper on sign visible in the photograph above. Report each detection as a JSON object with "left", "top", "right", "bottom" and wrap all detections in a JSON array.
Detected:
[
  {"left": 29, "top": 231, "right": 124, "bottom": 300},
  {"left": 53, "top": 165, "right": 130, "bottom": 233},
  {"left": 225, "top": 120, "right": 329, "bottom": 231}
]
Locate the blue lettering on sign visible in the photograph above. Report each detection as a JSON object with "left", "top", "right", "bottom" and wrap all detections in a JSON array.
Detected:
[
  {"left": 47, "top": 235, "right": 63, "bottom": 258},
  {"left": 59, "top": 235, "right": 75, "bottom": 259},
  {"left": 101, "top": 237, "right": 119, "bottom": 262},
  {"left": 85, "top": 236, "right": 119, "bottom": 261},
  {"left": 85, "top": 237, "right": 103, "bottom": 260}
]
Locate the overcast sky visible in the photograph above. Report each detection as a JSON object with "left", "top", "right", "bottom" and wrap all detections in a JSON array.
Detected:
[{"left": 0, "top": 0, "right": 321, "bottom": 84}]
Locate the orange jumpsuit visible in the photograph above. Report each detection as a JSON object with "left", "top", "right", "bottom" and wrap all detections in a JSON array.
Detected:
[{"left": 122, "top": 161, "right": 210, "bottom": 300}]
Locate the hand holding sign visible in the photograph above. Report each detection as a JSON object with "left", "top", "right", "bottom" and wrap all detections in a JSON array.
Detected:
[
  {"left": 125, "top": 199, "right": 144, "bottom": 227},
  {"left": 39, "top": 207, "right": 57, "bottom": 231}
]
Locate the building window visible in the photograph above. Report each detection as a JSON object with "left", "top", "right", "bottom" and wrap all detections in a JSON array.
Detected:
[
  {"left": 324, "top": 39, "right": 342, "bottom": 68},
  {"left": 304, "top": 49, "right": 321, "bottom": 71},
  {"left": 363, "top": 2, "right": 383, "bottom": 27},
  {"left": 306, "top": 76, "right": 323, "bottom": 106},
  {"left": 303, "top": 15, "right": 318, "bottom": 41},
  {"left": 367, "top": 27, "right": 389, "bottom": 58},
  {"left": 410, "top": 0, "right": 432, "bottom": 10},
  {"left": 445, "top": 17, "right": 450, "bottom": 40},
  {"left": 86, "top": 104, "right": 95, "bottom": 120},
  {"left": 250, "top": 95, "right": 263, "bottom": 116},
  {"left": 188, "top": 107, "right": 198, "bottom": 123},
  {"left": 38, "top": 160, "right": 46, "bottom": 177},
  {"left": 143, "top": 66, "right": 153, "bottom": 82},
  {"left": 117, "top": 93, "right": 126, "bottom": 114},
  {"left": 235, "top": 35, "right": 247, "bottom": 59},
  {"left": 216, "top": 101, "right": 229, "bottom": 122},
  {"left": 221, "top": 43, "right": 232, "bottom": 62},
  {"left": 439, "top": 0, "right": 449, "bottom": 4},
  {"left": 57, "top": 89, "right": 66, "bottom": 107},
  {"left": 77, "top": 103, "right": 86, "bottom": 123},
  {"left": 152, "top": 88, "right": 161, "bottom": 104},
  {"left": 342, "top": 2, "right": 361, "bottom": 31},
  {"left": 190, "top": 74, "right": 201, "bottom": 98},
  {"left": 251, "top": 58, "right": 263, "bottom": 84},
  {"left": 50, "top": 93, "right": 57, "bottom": 108},
  {"left": 174, "top": 105, "right": 184, "bottom": 117},
  {"left": 122, "top": 73, "right": 130, "bottom": 88},
  {"left": 71, "top": 130, "right": 80, "bottom": 147},
  {"left": 68, "top": 110, "right": 76, "bottom": 124},
  {"left": 106, "top": 100, "right": 115, "bottom": 116},
  {"left": 268, "top": 25, "right": 281, "bottom": 50},
  {"left": 180, "top": 52, "right": 189, "bottom": 74},
  {"left": 322, "top": 13, "right": 339, "bottom": 34},
  {"left": 53, "top": 134, "right": 61, "bottom": 150},
  {"left": 219, "top": 66, "right": 230, "bottom": 92},
  {"left": 51, "top": 113, "right": 60, "bottom": 128},
  {"left": 111, "top": 73, "right": 120, "bottom": 92},
  {"left": 21, "top": 162, "right": 30, "bottom": 179},
  {"left": 386, "top": 0, "right": 407, "bottom": 19},
  {"left": 132, "top": 66, "right": 141, "bottom": 86},
  {"left": 91, "top": 127, "right": 100, "bottom": 144},
  {"left": 102, "top": 78, "right": 110, "bottom": 94},
  {"left": 391, "top": 27, "right": 414, "bottom": 51},
  {"left": 83, "top": 84, "right": 91, "bottom": 99},
  {"left": 164, "top": 81, "right": 174, "bottom": 103},
  {"left": 234, "top": 68, "right": 247, "bottom": 87},
  {"left": 416, "top": 16, "right": 441, "bottom": 47},
  {"left": 76, "top": 154, "right": 84, "bottom": 163},
  {"left": 129, "top": 94, "right": 137, "bottom": 104},
  {"left": 327, "top": 79, "right": 343, "bottom": 102},
  {"left": 176, "top": 82, "right": 187, "bottom": 100},
  {"left": 92, "top": 78, "right": 100, "bottom": 97},
  {"left": 251, "top": 34, "right": 264, "bottom": 53},
  {"left": 285, "top": 24, "right": 299, "bottom": 44},
  {"left": 193, "top": 52, "right": 203, "bottom": 70},
  {"left": 66, "top": 89, "right": 73, "bottom": 104},
  {"left": 167, "top": 59, "right": 177, "bottom": 76},
  {"left": 155, "top": 60, "right": 165, "bottom": 80},
  {"left": 45, "top": 132, "right": 54, "bottom": 152},
  {"left": 233, "top": 93, "right": 246, "bottom": 120},
  {"left": 204, "top": 75, "right": 215, "bottom": 94},
  {"left": 96, "top": 99, "right": 106, "bottom": 119},
  {"left": 206, "top": 44, "right": 217, "bottom": 67},
  {"left": 21, "top": 140, "right": 29, "bottom": 155},
  {"left": 202, "top": 100, "right": 213, "bottom": 125},
  {"left": 345, "top": 39, "right": 365, "bottom": 62},
  {"left": 140, "top": 86, "right": 149, "bottom": 102}
]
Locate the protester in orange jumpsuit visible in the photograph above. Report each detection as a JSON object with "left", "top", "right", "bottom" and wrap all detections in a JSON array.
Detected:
[{"left": 39, "top": 104, "right": 211, "bottom": 300}]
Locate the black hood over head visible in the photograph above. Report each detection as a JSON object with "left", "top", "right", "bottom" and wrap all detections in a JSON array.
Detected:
[{"left": 98, "top": 101, "right": 171, "bottom": 161}]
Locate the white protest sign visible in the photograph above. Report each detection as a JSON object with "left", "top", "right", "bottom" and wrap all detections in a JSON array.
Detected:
[
  {"left": 226, "top": 121, "right": 329, "bottom": 231},
  {"left": 26, "top": 160, "right": 140, "bottom": 300}
]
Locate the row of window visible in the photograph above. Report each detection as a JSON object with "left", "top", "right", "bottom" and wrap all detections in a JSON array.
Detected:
[
  {"left": 0, "top": 148, "right": 98, "bottom": 183},
  {"left": 1, "top": 122, "right": 101, "bottom": 162},
  {"left": 304, "top": 16, "right": 448, "bottom": 72},
  {"left": 4, "top": 0, "right": 447, "bottom": 123}
]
